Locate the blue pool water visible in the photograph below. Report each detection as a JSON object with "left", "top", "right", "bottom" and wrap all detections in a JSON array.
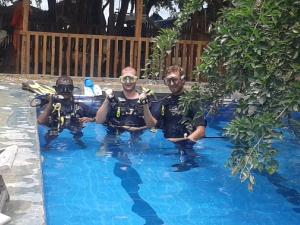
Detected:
[{"left": 39, "top": 111, "right": 300, "bottom": 225}]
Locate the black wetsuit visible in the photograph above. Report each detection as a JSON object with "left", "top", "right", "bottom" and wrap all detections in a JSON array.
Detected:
[
  {"left": 155, "top": 94, "right": 207, "bottom": 139},
  {"left": 46, "top": 98, "right": 95, "bottom": 139},
  {"left": 106, "top": 92, "right": 146, "bottom": 129},
  {"left": 155, "top": 94, "right": 207, "bottom": 172}
]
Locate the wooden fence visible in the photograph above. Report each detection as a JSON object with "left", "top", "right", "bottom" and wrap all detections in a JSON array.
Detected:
[{"left": 18, "top": 31, "right": 208, "bottom": 80}]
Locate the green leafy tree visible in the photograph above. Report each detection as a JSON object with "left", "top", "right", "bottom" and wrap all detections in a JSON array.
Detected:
[
  {"left": 192, "top": 0, "right": 300, "bottom": 191},
  {"left": 0, "top": 0, "right": 42, "bottom": 6},
  {"left": 148, "top": 0, "right": 300, "bottom": 191},
  {"left": 144, "top": 0, "right": 206, "bottom": 79}
]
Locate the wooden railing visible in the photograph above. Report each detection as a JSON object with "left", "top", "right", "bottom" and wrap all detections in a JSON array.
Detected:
[
  {"left": 0, "top": 33, "right": 12, "bottom": 49},
  {"left": 19, "top": 31, "right": 209, "bottom": 80}
]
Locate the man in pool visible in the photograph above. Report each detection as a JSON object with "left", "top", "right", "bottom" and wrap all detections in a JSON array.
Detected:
[
  {"left": 95, "top": 66, "right": 148, "bottom": 133},
  {"left": 141, "top": 65, "right": 207, "bottom": 171},
  {"left": 95, "top": 66, "right": 164, "bottom": 224},
  {"left": 38, "top": 75, "right": 96, "bottom": 147}
]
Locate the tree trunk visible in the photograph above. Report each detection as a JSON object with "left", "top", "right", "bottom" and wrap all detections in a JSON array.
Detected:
[
  {"left": 99, "top": 2, "right": 106, "bottom": 34},
  {"left": 77, "top": 0, "right": 88, "bottom": 25},
  {"left": 107, "top": 0, "right": 115, "bottom": 34},
  {"left": 47, "top": 0, "right": 56, "bottom": 22},
  {"left": 115, "top": 0, "right": 130, "bottom": 35},
  {"left": 130, "top": 0, "right": 135, "bottom": 14},
  {"left": 145, "top": 0, "right": 155, "bottom": 16}
]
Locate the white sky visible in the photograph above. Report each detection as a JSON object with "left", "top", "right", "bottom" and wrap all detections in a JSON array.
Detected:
[{"left": 30, "top": 0, "right": 171, "bottom": 19}]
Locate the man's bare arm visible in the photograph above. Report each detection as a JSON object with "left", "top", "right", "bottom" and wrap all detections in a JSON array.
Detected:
[
  {"left": 95, "top": 98, "right": 110, "bottom": 123},
  {"left": 37, "top": 103, "right": 52, "bottom": 125},
  {"left": 142, "top": 104, "right": 157, "bottom": 128}
]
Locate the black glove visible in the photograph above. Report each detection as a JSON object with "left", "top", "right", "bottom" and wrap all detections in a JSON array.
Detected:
[
  {"left": 137, "top": 93, "right": 149, "bottom": 105},
  {"left": 105, "top": 89, "right": 116, "bottom": 103},
  {"left": 138, "top": 88, "right": 154, "bottom": 105}
]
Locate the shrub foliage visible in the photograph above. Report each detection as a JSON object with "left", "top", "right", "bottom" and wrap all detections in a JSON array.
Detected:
[{"left": 149, "top": 0, "right": 300, "bottom": 191}]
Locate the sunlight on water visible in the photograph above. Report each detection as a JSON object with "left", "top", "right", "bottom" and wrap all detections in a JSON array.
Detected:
[{"left": 40, "top": 114, "right": 300, "bottom": 225}]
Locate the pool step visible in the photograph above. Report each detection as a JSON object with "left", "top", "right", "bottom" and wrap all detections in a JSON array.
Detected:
[
  {"left": 0, "top": 213, "right": 11, "bottom": 225},
  {"left": 0, "top": 145, "right": 18, "bottom": 218}
]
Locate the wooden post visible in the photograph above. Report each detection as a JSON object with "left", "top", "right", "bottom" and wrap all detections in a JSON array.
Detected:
[
  {"left": 135, "top": 0, "right": 143, "bottom": 77},
  {"left": 135, "top": 0, "right": 143, "bottom": 39},
  {"left": 21, "top": 0, "right": 29, "bottom": 75},
  {"left": 22, "top": 0, "right": 29, "bottom": 32}
]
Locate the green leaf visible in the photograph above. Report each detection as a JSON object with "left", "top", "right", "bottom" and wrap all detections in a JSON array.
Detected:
[{"left": 293, "top": 51, "right": 299, "bottom": 59}]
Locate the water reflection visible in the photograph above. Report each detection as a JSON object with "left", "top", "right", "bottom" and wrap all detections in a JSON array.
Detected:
[
  {"left": 266, "top": 172, "right": 300, "bottom": 214},
  {"left": 99, "top": 128, "right": 164, "bottom": 225}
]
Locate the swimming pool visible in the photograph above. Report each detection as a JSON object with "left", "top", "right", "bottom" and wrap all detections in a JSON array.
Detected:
[{"left": 39, "top": 108, "right": 300, "bottom": 225}]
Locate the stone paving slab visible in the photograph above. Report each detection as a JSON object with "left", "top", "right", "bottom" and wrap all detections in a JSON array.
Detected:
[
  {"left": 0, "top": 73, "right": 173, "bottom": 94},
  {"left": 0, "top": 79, "right": 45, "bottom": 225}
]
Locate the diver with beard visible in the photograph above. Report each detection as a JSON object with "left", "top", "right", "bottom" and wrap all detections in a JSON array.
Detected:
[
  {"left": 37, "top": 76, "right": 95, "bottom": 147},
  {"left": 141, "top": 65, "right": 207, "bottom": 172}
]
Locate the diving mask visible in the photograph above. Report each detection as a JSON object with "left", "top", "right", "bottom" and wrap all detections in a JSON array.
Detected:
[
  {"left": 120, "top": 75, "right": 137, "bottom": 84},
  {"left": 164, "top": 77, "right": 180, "bottom": 86},
  {"left": 56, "top": 84, "right": 74, "bottom": 94},
  {"left": 163, "top": 75, "right": 185, "bottom": 86}
]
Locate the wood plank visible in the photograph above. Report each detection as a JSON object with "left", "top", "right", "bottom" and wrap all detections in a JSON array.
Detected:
[
  {"left": 137, "top": 39, "right": 142, "bottom": 78},
  {"left": 135, "top": 0, "right": 143, "bottom": 38},
  {"left": 97, "top": 37, "right": 103, "bottom": 77},
  {"left": 182, "top": 43, "right": 187, "bottom": 73},
  {"left": 20, "top": 34, "right": 25, "bottom": 75},
  {"left": 74, "top": 37, "right": 79, "bottom": 77},
  {"left": 22, "top": 0, "right": 29, "bottom": 32},
  {"left": 90, "top": 38, "right": 95, "bottom": 77},
  {"left": 15, "top": 35, "right": 20, "bottom": 73},
  {"left": 106, "top": 39, "right": 111, "bottom": 77},
  {"left": 51, "top": 35, "right": 55, "bottom": 75},
  {"left": 113, "top": 38, "right": 118, "bottom": 77},
  {"left": 26, "top": 33, "right": 30, "bottom": 76},
  {"left": 82, "top": 37, "right": 87, "bottom": 77},
  {"left": 188, "top": 44, "right": 194, "bottom": 81},
  {"left": 175, "top": 42, "right": 179, "bottom": 64},
  {"left": 121, "top": 39, "right": 126, "bottom": 70},
  {"left": 130, "top": 40, "right": 134, "bottom": 67},
  {"left": 19, "top": 30, "right": 208, "bottom": 79},
  {"left": 42, "top": 34, "right": 47, "bottom": 75},
  {"left": 66, "top": 35, "right": 71, "bottom": 76},
  {"left": 25, "top": 31, "right": 155, "bottom": 41},
  {"left": 197, "top": 43, "right": 202, "bottom": 65},
  {"left": 58, "top": 36, "right": 63, "bottom": 76},
  {"left": 34, "top": 35, "right": 38, "bottom": 74},
  {"left": 145, "top": 40, "right": 149, "bottom": 66}
]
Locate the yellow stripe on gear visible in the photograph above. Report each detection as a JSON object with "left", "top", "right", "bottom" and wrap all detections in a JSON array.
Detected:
[
  {"left": 161, "top": 105, "right": 165, "bottom": 116},
  {"left": 52, "top": 103, "right": 64, "bottom": 129},
  {"left": 23, "top": 80, "right": 56, "bottom": 95},
  {"left": 116, "top": 107, "right": 121, "bottom": 118}
]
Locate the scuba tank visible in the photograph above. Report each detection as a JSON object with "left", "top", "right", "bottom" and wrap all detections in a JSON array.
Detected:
[{"left": 48, "top": 96, "right": 81, "bottom": 133}]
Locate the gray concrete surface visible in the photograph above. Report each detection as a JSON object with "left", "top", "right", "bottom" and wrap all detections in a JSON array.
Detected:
[{"left": 0, "top": 77, "right": 45, "bottom": 225}]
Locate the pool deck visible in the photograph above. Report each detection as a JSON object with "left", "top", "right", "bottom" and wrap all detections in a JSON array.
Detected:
[
  {"left": 0, "top": 73, "right": 173, "bottom": 225},
  {"left": 0, "top": 76, "right": 45, "bottom": 225}
]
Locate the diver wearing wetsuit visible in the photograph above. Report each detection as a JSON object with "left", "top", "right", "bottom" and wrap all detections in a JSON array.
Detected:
[
  {"left": 142, "top": 65, "right": 206, "bottom": 142},
  {"left": 106, "top": 91, "right": 146, "bottom": 129},
  {"left": 96, "top": 67, "right": 147, "bottom": 133},
  {"left": 157, "top": 94, "right": 207, "bottom": 140},
  {"left": 38, "top": 76, "right": 95, "bottom": 144},
  {"left": 141, "top": 65, "right": 207, "bottom": 171}
]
